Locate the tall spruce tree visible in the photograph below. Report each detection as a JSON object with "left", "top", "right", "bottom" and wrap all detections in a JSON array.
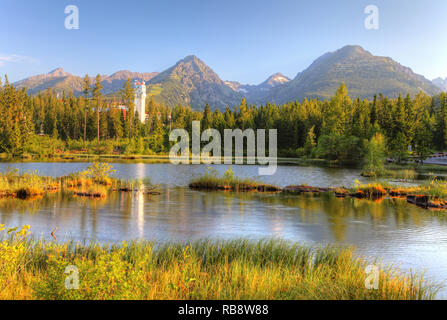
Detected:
[
  {"left": 121, "top": 79, "right": 135, "bottom": 144},
  {"left": 93, "top": 74, "right": 103, "bottom": 152},
  {"left": 82, "top": 74, "right": 90, "bottom": 142}
]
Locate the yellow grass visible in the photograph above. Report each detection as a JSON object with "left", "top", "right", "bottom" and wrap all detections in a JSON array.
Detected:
[{"left": 0, "top": 226, "right": 440, "bottom": 300}]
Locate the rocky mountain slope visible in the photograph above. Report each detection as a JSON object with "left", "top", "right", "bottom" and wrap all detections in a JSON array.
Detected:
[{"left": 265, "top": 45, "right": 441, "bottom": 104}]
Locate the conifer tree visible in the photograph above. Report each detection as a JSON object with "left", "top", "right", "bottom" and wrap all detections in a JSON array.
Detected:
[
  {"left": 121, "top": 79, "right": 135, "bottom": 144},
  {"left": 93, "top": 74, "right": 103, "bottom": 151},
  {"left": 82, "top": 74, "right": 90, "bottom": 142}
]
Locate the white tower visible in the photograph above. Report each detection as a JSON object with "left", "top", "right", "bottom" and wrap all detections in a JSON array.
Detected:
[{"left": 134, "top": 81, "right": 147, "bottom": 123}]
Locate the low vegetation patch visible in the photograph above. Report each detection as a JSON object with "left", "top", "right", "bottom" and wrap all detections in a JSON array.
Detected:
[
  {"left": 189, "top": 167, "right": 281, "bottom": 192},
  {"left": 283, "top": 185, "right": 333, "bottom": 194},
  {"left": 0, "top": 226, "right": 439, "bottom": 300},
  {"left": 350, "top": 181, "right": 388, "bottom": 199},
  {"left": 189, "top": 168, "right": 447, "bottom": 210},
  {"left": 0, "top": 163, "right": 158, "bottom": 200},
  {"left": 0, "top": 168, "right": 60, "bottom": 199},
  {"left": 362, "top": 169, "right": 418, "bottom": 181}
]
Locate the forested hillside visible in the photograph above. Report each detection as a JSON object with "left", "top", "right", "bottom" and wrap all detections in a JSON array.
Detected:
[{"left": 2, "top": 74, "right": 447, "bottom": 164}]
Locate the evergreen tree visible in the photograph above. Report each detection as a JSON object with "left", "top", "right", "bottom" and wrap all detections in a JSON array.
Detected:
[
  {"left": 202, "top": 102, "right": 213, "bottom": 129},
  {"left": 304, "top": 125, "right": 317, "bottom": 157},
  {"left": 93, "top": 74, "right": 103, "bottom": 152},
  {"left": 121, "top": 79, "right": 135, "bottom": 144},
  {"left": 82, "top": 74, "right": 90, "bottom": 142}
]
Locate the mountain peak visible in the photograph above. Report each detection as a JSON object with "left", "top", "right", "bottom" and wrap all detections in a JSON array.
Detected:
[
  {"left": 48, "top": 68, "right": 68, "bottom": 77},
  {"left": 328, "top": 45, "right": 373, "bottom": 60},
  {"left": 147, "top": 55, "right": 242, "bottom": 110},
  {"left": 267, "top": 45, "right": 441, "bottom": 103},
  {"left": 181, "top": 55, "right": 201, "bottom": 63},
  {"left": 338, "top": 45, "right": 368, "bottom": 53},
  {"left": 260, "top": 73, "right": 290, "bottom": 88}
]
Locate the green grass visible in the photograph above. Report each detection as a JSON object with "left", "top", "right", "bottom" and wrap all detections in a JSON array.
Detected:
[
  {"left": 0, "top": 168, "right": 60, "bottom": 198},
  {"left": 0, "top": 227, "right": 440, "bottom": 300},
  {"left": 0, "top": 163, "right": 157, "bottom": 200},
  {"left": 387, "top": 163, "right": 447, "bottom": 173},
  {"left": 362, "top": 169, "right": 418, "bottom": 180},
  {"left": 189, "top": 167, "right": 255, "bottom": 190},
  {"left": 189, "top": 167, "right": 280, "bottom": 192}
]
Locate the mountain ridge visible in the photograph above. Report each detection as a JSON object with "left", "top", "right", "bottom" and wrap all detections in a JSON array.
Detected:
[
  {"left": 265, "top": 45, "right": 441, "bottom": 104},
  {"left": 12, "top": 45, "right": 442, "bottom": 109},
  {"left": 14, "top": 69, "right": 159, "bottom": 96}
]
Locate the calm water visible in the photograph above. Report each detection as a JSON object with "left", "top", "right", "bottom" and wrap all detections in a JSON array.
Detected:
[
  {"left": 0, "top": 162, "right": 446, "bottom": 297},
  {"left": 0, "top": 162, "right": 368, "bottom": 187}
]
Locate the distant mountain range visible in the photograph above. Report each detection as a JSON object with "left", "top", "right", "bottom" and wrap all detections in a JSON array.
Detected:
[
  {"left": 224, "top": 73, "right": 291, "bottom": 104},
  {"left": 14, "top": 68, "right": 159, "bottom": 96},
  {"left": 13, "top": 45, "right": 444, "bottom": 110}
]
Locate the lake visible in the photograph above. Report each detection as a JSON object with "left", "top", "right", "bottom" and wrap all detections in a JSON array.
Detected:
[{"left": 0, "top": 162, "right": 446, "bottom": 297}]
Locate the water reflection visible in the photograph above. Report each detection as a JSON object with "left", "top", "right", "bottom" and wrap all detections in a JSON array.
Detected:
[
  {"left": 0, "top": 187, "right": 447, "bottom": 297},
  {"left": 1, "top": 189, "right": 446, "bottom": 243}
]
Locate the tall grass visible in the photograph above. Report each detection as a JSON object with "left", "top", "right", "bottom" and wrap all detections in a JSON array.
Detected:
[
  {"left": 0, "top": 163, "right": 156, "bottom": 199},
  {"left": 189, "top": 167, "right": 258, "bottom": 190},
  {"left": 385, "top": 169, "right": 418, "bottom": 180},
  {"left": 189, "top": 167, "right": 280, "bottom": 192},
  {"left": 0, "top": 168, "right": 59, "bottom": 198},
  {"left": 0, "top": 227, "right": 440, "bottom": 300},
  {"left": 362, "top": 168, "right": 418, "bottom": 181}
]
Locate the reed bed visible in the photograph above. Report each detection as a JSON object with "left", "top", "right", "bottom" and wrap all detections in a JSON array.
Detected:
[
  {"left": 362, "top": 169, "right": 418, "bottom": 181},
  {"left": 189, "top": 167, "right": 281, "bottom": 192},
  {"left": 349, "top": 181, "right": 388, "bottom": 199},
  {"left": 0, "top": 168, "right": 60, "bottom": 199},
  {"left": 0, "top": 226, "right": 440, "bottom": 300},
  {"left": 385, "top": 169, "right": 418, "bottom": 180},
  {"left": 0, "top": 163, "right": 158, "bottom": 200},
  {"left": 355, "top": 179, "right": 447, "bottom": 201},
  {"left": 189, "top": 168, "right": 447, "bottom": 209}
]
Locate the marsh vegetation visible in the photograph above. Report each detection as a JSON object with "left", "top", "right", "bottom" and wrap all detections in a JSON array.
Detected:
[
  {"left": 0, "top": 226, "right": 439, "bottom": 300},
  {"left": 0, "top": 162, "right": 158, "bottom": 200}
]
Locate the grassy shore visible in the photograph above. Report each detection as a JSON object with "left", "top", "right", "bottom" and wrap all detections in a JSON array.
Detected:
[
  {"left": 0, "top": 226, "right": 439, "bottom": 300},
  {"left": 362, "top": 168, "right": 418, "bottom": 180},
  {"left": 364, "top": 163, "right": 447, "bottom": 180}
]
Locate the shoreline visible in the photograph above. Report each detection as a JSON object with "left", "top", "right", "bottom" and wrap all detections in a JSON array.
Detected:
[{"left": 0, "top": 234, "right": 439, "bottom": 300}]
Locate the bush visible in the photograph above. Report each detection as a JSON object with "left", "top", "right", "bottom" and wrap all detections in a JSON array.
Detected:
[
  {"left": 24, "top": 135, "right": 66, "bottom": 156},
  {"left": 80, "top": 162, "right": 116, "bottom": 185}
]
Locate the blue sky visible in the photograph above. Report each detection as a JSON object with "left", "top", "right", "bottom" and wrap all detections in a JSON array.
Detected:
[{"left": 1, "top": 0, "right": 447, "bottom": 84}]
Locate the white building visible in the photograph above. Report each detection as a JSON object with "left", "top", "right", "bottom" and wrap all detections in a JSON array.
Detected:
[{"left": 134, "top": 81, "right": 147, "bottom": 123}]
